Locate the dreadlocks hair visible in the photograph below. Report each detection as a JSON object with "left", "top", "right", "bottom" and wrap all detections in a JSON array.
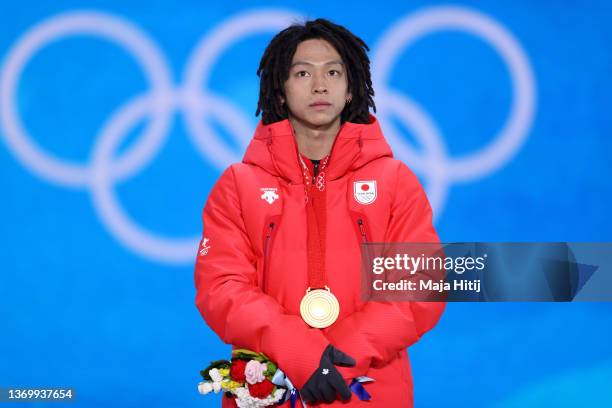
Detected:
[{"left": 256, "top": 18, "right": 376, "bottom": 125}]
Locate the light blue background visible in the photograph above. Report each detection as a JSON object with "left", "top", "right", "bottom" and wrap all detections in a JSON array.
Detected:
[{"left": 1, "top": 1, "right": 611, "bottom": 407}]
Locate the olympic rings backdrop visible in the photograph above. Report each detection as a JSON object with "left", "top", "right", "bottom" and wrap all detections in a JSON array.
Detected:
[{"left": 1, "top": 1, "right": 611, "bottom": 406}]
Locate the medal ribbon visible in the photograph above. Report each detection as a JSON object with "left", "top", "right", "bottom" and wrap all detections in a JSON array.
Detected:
[{"left": 298, "top": 154, "right": 329, "bottom": 289}]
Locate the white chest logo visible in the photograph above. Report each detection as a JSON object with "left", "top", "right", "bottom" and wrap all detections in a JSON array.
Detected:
[
  {"left": 354, "top": 180, "right": 377, "bottom": 205},
  {"left": 199, "top": 237, "right": 210, "bottom": 256},
  {"left": 260, "top": 188, "right": 279, "bottom": 204}
]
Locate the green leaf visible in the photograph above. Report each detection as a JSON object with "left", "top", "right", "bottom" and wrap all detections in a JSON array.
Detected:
[
  {"left": 232, "top": 349, "right": 259, "bottom": 359},
  {"left": 264, "top": 362, "right": 278, "bottom": 378},
  {"left": 200, "top": 359, "right": 231, "bottom": 380}
]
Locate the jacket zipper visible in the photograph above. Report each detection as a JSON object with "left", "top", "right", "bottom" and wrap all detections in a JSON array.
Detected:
[
  {"left": 357, "top": 218, "right": 368, "bottom": 243},
  {"left": 262, "top": 221, "right": 275, "bottom": 292},
  {"left": 357, "top": 217, "right": 374, "bottom": 300}
]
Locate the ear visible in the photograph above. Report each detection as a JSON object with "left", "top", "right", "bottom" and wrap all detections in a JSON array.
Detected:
[{"left": 346, "top": 92, "right": 352, "bottom": 104}]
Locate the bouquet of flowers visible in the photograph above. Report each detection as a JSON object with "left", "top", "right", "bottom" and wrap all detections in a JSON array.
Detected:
[{"left": 198, "top": 349, "right": 288, "bottom": 408}]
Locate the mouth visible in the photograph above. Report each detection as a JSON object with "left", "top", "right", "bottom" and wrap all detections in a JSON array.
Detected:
[{"left": 309, "top": 101, "right": 332, "bottom": 110}]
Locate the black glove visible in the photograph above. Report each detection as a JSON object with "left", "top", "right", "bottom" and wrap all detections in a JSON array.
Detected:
[{"left": 300, "top": 345, "right": 356, "bottom": 404}]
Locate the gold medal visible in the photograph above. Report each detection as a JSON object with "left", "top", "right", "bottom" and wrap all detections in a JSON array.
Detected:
[{"left": 300, "top": 286, "right": 339, "bottom": 328}]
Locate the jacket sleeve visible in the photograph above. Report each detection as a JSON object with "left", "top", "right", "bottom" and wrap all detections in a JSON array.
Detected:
[
  {"left": 325, "top": 162, "right": 446, "bottom": 378},
  {"left": 195, "top": 166, "right": 329, "bottom": 389}
]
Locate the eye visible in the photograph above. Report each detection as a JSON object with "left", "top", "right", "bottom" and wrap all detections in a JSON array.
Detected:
[
  {"left": 296, "top": 70, "right": 310, "bottom": 77},
  {"left": 328, "top": 69, "right": 341, "bottom": 76}
]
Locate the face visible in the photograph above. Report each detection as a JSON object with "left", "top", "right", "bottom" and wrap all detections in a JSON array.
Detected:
[{"left": 283, "top": 38, "right": 351, "bottom": 129}]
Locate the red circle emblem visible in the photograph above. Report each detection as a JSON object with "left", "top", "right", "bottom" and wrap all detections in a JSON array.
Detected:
[{"left": 361, "top": 184, "right": 369, "bottom": 191}]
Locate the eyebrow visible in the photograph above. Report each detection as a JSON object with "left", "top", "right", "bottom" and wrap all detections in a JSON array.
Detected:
[{"left": 290, "top": 60, "right": 345, "bottom": 68}]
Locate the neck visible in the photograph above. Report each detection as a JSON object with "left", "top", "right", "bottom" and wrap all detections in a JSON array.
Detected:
[{"left": 289, "top": 115, "right": 341, "bottom": 160}]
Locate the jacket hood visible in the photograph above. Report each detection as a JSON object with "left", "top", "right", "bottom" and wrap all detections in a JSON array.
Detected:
[{"left": 242, "top": 115, "right": 393, "bottom": 184}]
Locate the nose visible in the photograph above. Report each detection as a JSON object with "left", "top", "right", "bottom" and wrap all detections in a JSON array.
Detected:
[{"left": 312, "top": 73, "right": 328, "bottom": 94}]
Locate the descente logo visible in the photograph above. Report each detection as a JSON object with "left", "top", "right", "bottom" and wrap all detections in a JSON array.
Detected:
[{"left": 260, "top": 188, "right": 279, "bottom": 204}]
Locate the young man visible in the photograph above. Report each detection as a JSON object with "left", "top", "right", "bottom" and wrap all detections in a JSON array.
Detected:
[{"left": 195, "top": 18, "right": 445, "bottom": 407}]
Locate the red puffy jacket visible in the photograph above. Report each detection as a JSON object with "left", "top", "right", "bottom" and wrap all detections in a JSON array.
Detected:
[{"left": 195, "top": 115, "right": 445, "bottom": 407}]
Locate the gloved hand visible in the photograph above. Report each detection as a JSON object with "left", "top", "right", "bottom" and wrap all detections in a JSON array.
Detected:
[{"left": 300, "top": 345, "right": 356, "bottom": 404}]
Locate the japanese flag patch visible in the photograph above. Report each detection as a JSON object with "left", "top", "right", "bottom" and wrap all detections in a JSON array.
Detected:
[{"left": 354, "top": 180, "right": 377, "bottom": 205}]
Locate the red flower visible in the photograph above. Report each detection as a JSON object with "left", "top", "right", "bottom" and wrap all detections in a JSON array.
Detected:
[
  {"left": 248, "top": 379, "right": 275, "bottom": 399},
  {"left": 230, "top": 359, "right": 247, "bottom": 382}
]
